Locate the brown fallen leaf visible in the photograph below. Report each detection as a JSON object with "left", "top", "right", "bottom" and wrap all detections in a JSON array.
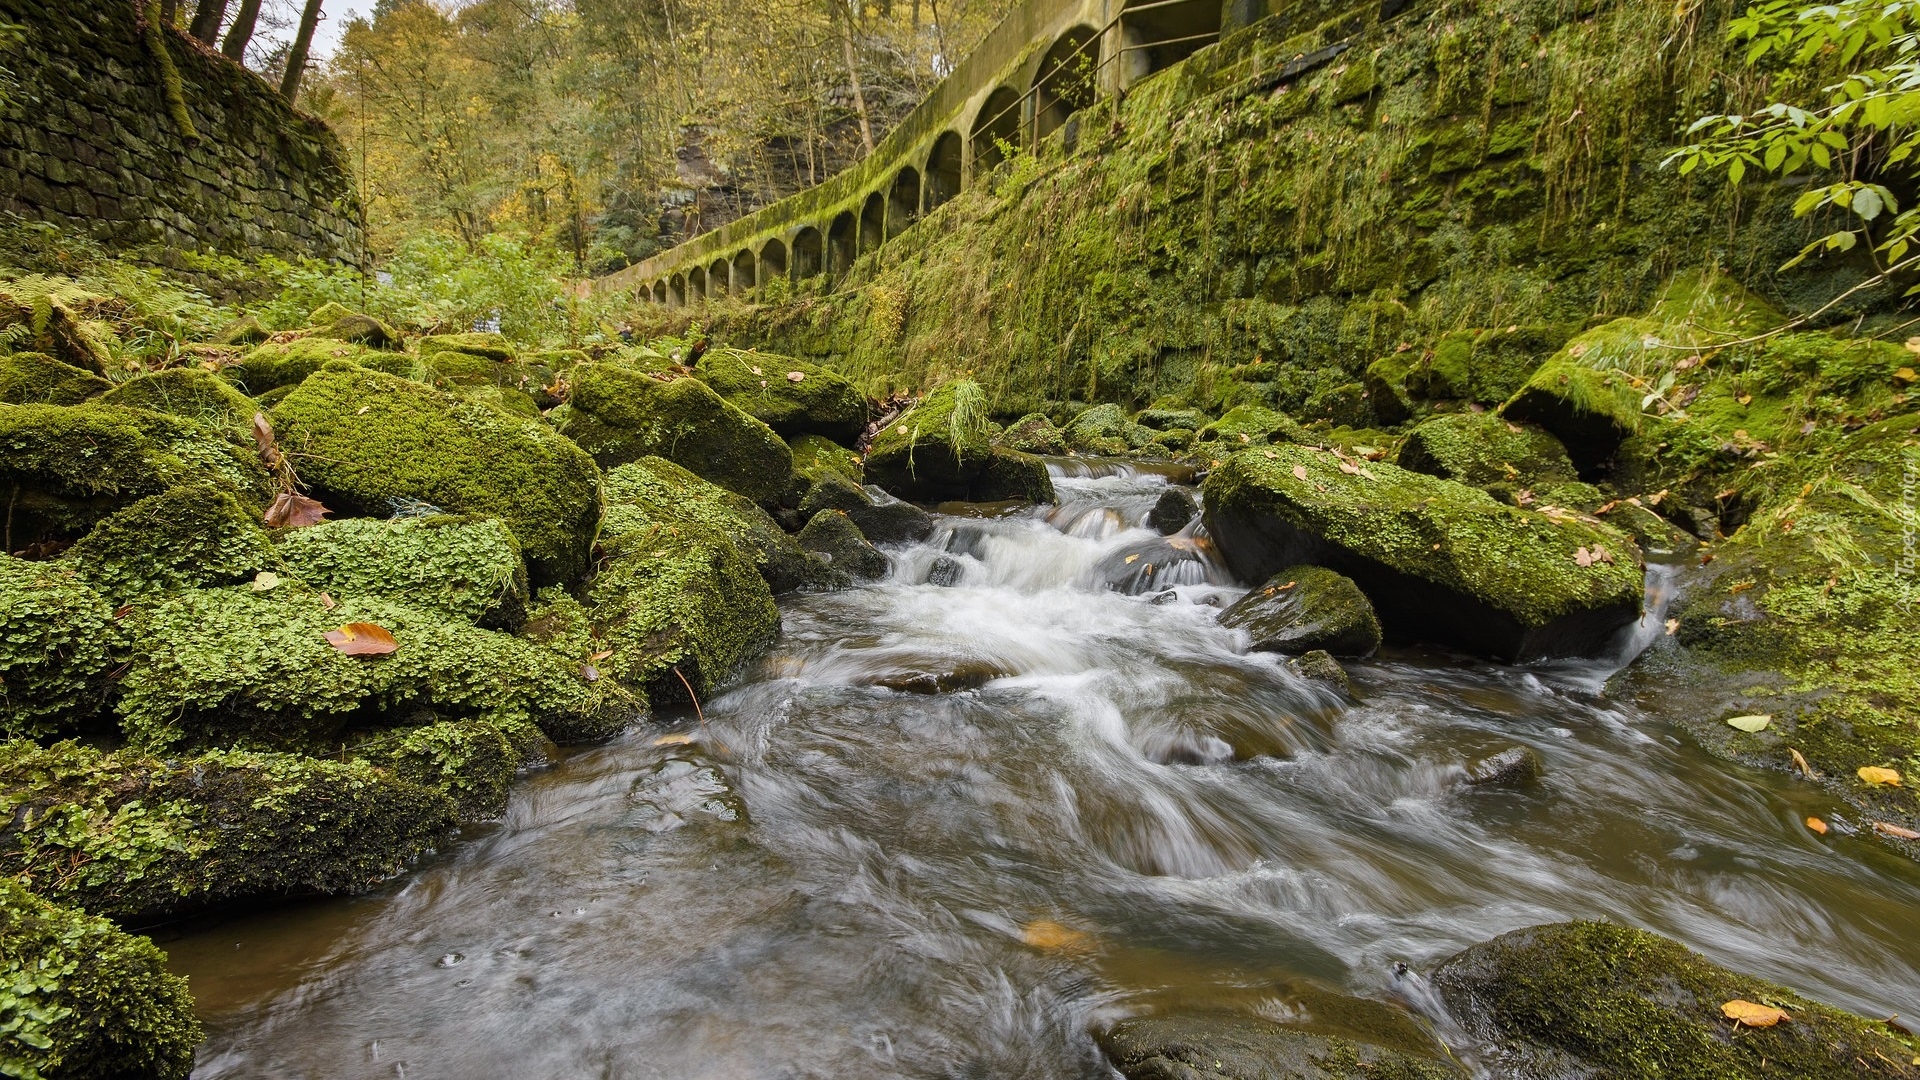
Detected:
[
  {"left": 1859, "top": 766, "right": 1904, "bottom": 787},
  {"left": 581, "top": 664, "right": 601, "bottom": 682},
  {"left": 1722, "top": 1000, "right": 1791, "bottom": 1028},
  {"left": 1292, "top": 464, "right": 1310, "bottom": 481},
  {"left": 1338, "top": 461, "right": 1360, "bottom": 475},
  {"left": 1575, "top": 547, "right": 1593, "bottom": 567},
  {"left": 590, "top": 649, "right": 614, "bottom": 662},
  {"left": 786, "top": 371, "right": 805, "bottom": 382},
  {"left": 251, "top": 412, "right": 282, "bottom": 468},
  {"left": 654, "top": 732, "right": 698, "bottom": 746},
  {"left": 318, "top": 592, "right": 336, "bottom": 611},
  {"left": 265, "top": 491, "right": 331, "bottom": 529},
  {"left": 1806, "top": 817, "right": 1829, "bottom": 835},
  {"left": 1789, "top": 747, "right": 1816, "bottom": 779},
  {"left": 1874, "top": 821, "right": 1920, "bottom": 840},
  {"left": 1020, "top": 919, "right": 1091, "bottom": 952},
  {"left": 324, "top": 622, "right": 398, "bottom": 656}
]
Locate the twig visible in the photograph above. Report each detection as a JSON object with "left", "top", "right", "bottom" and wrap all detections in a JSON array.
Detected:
[{"left": 672, "top": 665, "right": 707, "bottom": 728}]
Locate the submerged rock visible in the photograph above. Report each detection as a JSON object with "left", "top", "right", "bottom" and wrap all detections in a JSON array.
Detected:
[
  {"left": 1432, "top": 921, "right": 1920, "bottom": 1079},
  {"left": 1220, "top": 566, "right": 1381, "bottom": 657},
  {"left": 271, "top": 362, "right": 601, "bottom": 584},
  {"left": 1099, "top": 1012, "right": 1460, "bottom": 1080},
  {"left": 1460, "top": 746, "right": 1543, "bottom": 788},
  {"left": 864, "top": 381, "right": 1057, "bottom": 505},
  {"left": 797, "top": 509, "right": 889, "bottom": 583},
  {"left": 1147, "top": 486, "right": 1198, "bottom": 535},
  {"left": 557, "top": 364, "right": 793, "bottom": 506},
  {"left": 1203, "top": 445, "right": 1642, "bottom": 661},
  {"left": 871, "top": 662, "right": 1005, "bottom": 694},
  {"left": 0, "top": 350, "right": 110, "bottom": 405},
  {"left": 1291, "top": 649, "right": 1351, "bottom": 692},
  {"left": 1094, "top": 535, "right": 1216, "bottom": 594},
  {"left": 0, "top": 877, "right": 201, "bottom": 1080},
  {"left": 926, "top": 554, "right": 964, "bottom": 587},
  {"left": 606, "top": 456, "right": 821, "bottom": 595},
  {"left": 695, "top": 347, "right": 868, "bottom": 446}
]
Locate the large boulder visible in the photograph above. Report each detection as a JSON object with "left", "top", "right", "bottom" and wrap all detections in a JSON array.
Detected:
[
  {"left": 1498, "top": 324, "right": 1647, "bottom": 478},
  {"left": 1220, "top": 566, "right": 1382, "bottom": 657},
  {"left": 556, "top": 364, "right": 792, "bottom": 506},
  {"left": 60, "top": 481, "right": 273, "bottom": 605},
  {"left": 0, "top": 877, "right": 200, "bottom": 1080},
  {"left": 270, "top": 362, "right": 601, "bottom": 584},
  {"left": 0, "top": 556, "right": 119, "bottom": 740},
  {"left": 0, "top": 739, "right": 456, "bottom": 921},
  {"left": 865, "top": 381, "right": 1055, "bottom": 504},
  {"left": 796, "top": 510, "right": 889, "bottom": 584},
  {"left": 1000, "top": 411, "right": 1068, "bottom": 455},
  {"left": 1064, "top": 403, "right": 1155, "bottom": 454},
  {"left": 695, "top": 348, "right": 868, "bottom": 445},
  {"left": 0, "top": 350, "right": 109, "bottom": 405},
  {"left": 1196, "top": 404, "right": 1311, "bottom": 447},
  {"left": 1099, "top": 1011, "right": 1459, "bottom": 1080},
  {"left": 277, "top": 514, "right": 531, "bottom": 627},
  {"left": 224, "top": 337, "right": 411, "bottom": 394},
  {"left": 604, "top": 457, "right": 821, "bottom": 595},
  {"left": 418, "top": 331, "right": 516, "bottom": 362},
  {"left": 1395, "top": 412, "right": 1577, "bottom": 491},
  {"left": 100, "top": 366, "right": 258, "bottom": 430},
  {"left": 1432, "top": 921, "right": 1920, "bottom": 1079},
  {"left": 1203, "top": 445, "right": 1642, "bottom": 660},
  {"left": 798, "top": 472, "right": 935, "bottom": 545}
]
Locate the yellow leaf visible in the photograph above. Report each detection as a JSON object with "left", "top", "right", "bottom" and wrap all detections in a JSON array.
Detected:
[
  {"left": 1020, "top": 919, "right": 1090, "bottom": 951},
  {"left": 1736, "top": 393, "right": 1753, "bottom": 405},
  {"left": 1725, "top": 714, "right": 1772, "bottom": 733},
  {"left": 1722, "top": 1000, "right": 1791, "bottom": 1027},
  {"left": 1896, "top": 367, "right": 1919, "bottom": 382},
  {"left": 1859, "top": 766, "right": 1903, "bottom": 786},
  {"left": 1124, "top": 554, "right": 1140, "bottom": 564},
  {"left": 653, "top": 733, "right": 697, "bottom": 746},
  {"left": 1805, "top": 817, "right": 1828, "bottom": 834},
  {"left": 1789, "top": 748, "right": 1815, "bottom": 778}
]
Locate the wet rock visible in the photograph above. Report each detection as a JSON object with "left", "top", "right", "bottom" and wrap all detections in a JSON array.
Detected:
[
  {"left": 1138, "top": 407, "right": 1205, "bottom": 431},
  {"left": 799, "top": 472, "right": 935, "bottom": 545},
  {"left": 1065, "top": 403, "right": 1155, "bottom": 454},
  {"left": 1000, "top": 411, "right": 1068, "bottom": 454},
  {"left": 1498, "top": 333, "right": 1644, "bottom": 478},
  {"left": 0, "top": 878, "right": 201, "bottom": 1080},
  {"left": 1290, "top": 650, "right": 1350, "bottom": 692},
  {"left": 1146, "top": 588, "right": 1179, "bottom": 605},
  {"left": 1147, "top": 486, "right": 1199, "bottom": 535},
  {"left": 1460, "top": 746, "right": 1542, "bottom": 788},
  {"left": 554, "top": 364, "right": 793, "bottom": 506},
  {"left": 1094, "top": 535, "right": 1215, "bottom": 595},
  {"left": 0, "top": 350, "right": 110, "bottom": 405},
  {"left": 1396, "top": 412, "right": 1577, "bottom": 491},
  {"left": 607, "top": 456, "right": 820, "bottom": 595},
  {"left": 694, "top": 348, "right": 868, "bottom": 446},
  {"left": 865, "top": 382, "right": 1056, "bottom": 505},
  {"left": 362, "top": 715, "right": 551, "bottom": 820},
  {"left": 272, "top": 362, "right": 600, "bottom": 584},
  {"left": 1221, "top": 566, "right": 1381, "bottom": 658},
  {"left": 1203, "top": 445, "right": 1643, "bottom": 661},
  {"left": 277, "top": 514, "right": 530, "bottom": 626},
  {"left": 797, "top": 510, "right": 889, "bottom": 583},
  {"left": 927, "top": 555, "right": 964, "bottom": 587},
  {"left": 1431, "top": 920, "right": 1920, "bottom": 1080},
  {"left": 1099, "top": 1012, "right": 1461, "bottom": 1080},
  {"left": 872, "top": 662, "right": 1004, "bottom": 694}
]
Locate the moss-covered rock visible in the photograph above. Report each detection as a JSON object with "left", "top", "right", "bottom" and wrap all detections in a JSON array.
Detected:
[
  {"left": 0, "top": 877, "right": 201, "bottom": 1080},
  {"left": 799, "top": 472, "right": 935, "bottom": 544},
  {"left": 605, "top": 457, "right": 820, "bottom": 595},
  {"left": 1147, "top": 486, "right": 1198, "bottom": 534},
  {"left": 556, "top": 365, "right": 793, "bottom": 506},
  {"left": 1064, "top": 403, "right": 1155, "bottom": 454},
  {"left": 99, "top": 366, "right": 257, "bottom": 430},
  {"left": 0, "top": 293, "right": 109, "bottom": 374},
  {"left": 1099, "top": 1012, "right": 1460, "bottom": 1080},
  {"left": 1000, "top": 411, "right": 1069, "bottom": 454},
  {"left": 0, "top": 351, "right": 109, "bottom": 405},
  {"left": 114, "top": 585, "right": 608, "bottom": 751},
  {"left": 355, "top": 715, "right": 548, "bottom": 820},
  {"left": 790, "top": 431, "right": 863, "bottom": 484},
  {"left": 1395, "top": 412, "right": 1578, "bottom": 492},
  {"left": 311, "top": 312, "right": 401, "bottom": 350},
  {"left": 1203, "top": 445, "right": 1642, "bottom": 660},
  {"left": 60, "top": 482, "right": 272, "bottom": 605},
  {"left": 796, "top": 510, "right": 888, "bottom": 584},
  {"left": 1138, "top": 407, "right": 1206, "bottom": 431},
  {"left": 418, "top": 332, "right": 516, "bottom": 362},
  {"left": 1364, "top": 353, "right": 1419, "bottom": 425},
  {"left": 0, "top": 402, "right": 271, "bottom": 551},
  {"left": 694, "top": 347, "right": 868, "bottom": 446},
  {"left": 1220, "top": 566, "right": 1382, "bottom": 657},
  {"left": 1499, "top": 331, "right": 1646, "bottom": 477},
  {"left": 0, "top": 557, "right": 118, "bottom": 741},
  {"left": 0, "top": 739, "right": 456, "bottom": 921},
  {"left": 271, "top": 363, "right": 601, "bottom": 585},
  {"left": 1432, "top": 921, "right": 1920, "bottom": 1079},
  {"left": 215, "top": 314, "right": 270, "bottom": 346},
  {"left": 276, "top": 514, "right": 530, "bottom": 627},
  {"left": 1196, "top": 405, "right": 1311, "bottom": 447},
  {"left": 225, "top": 337, "right": 408, "bottom": 394},
  {"left": 865, "top": 382, "right": 1057, "bottom": 504}
]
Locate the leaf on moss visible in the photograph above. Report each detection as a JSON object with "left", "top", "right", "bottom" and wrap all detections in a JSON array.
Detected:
[
  {"left": 1722, "top": 1000, "right": 1791, "bottom": 1027},
  {"left": 1725, "top": 714, "right": 1772, "bottom": 733},
  {"left": 786, "top": 371, "right": 805, "bottom": 382},
  {"left": 1859, "top": 766, "right": 1903, "bottom": 786},
  {"left": 265, "top": 492, "right": 331, "bottom": 529},
  {"left": 323, "top": 622, "right": 398, "bottom": 656},
  {"left": 1292, "top": 465, "right": 1309, "bottom": 481}
]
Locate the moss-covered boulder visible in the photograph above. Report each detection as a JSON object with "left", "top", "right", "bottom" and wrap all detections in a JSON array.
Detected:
[
  {"left": 695, "top": 348, "right": 868, "bottom": 446},
  {"left": 1099, "top": 1011, "right": 1460, "bottom": 1080},
  {"left": 0, "top": 739, "right": 456, "bottom": 921},
  {"left": 1000, "top": 411, "right": 1069, "bottom": 454},
  {"left": 215, "top": 314, "right": 270, "bottom": 346},
  {"left": 0, "top": 877, "right": 201, "bottom": 1080},
  {"left": 1499, "top": 328, "right": 1646, "bottom": 477},
  {"left": 271, "top": 363, "right": 601, "bottom": 584},
  {"left": 224, "top": 337, "right": 408, "bottom": 394},
  {"left": 1147, "top": 486, "right": 1199, "bottom": 534},
  {"left": 1064, "top": 403, "right": 1154, "bottom": 454},
  {"left": 865, "top": 382, "right": 1056, "bottom": 504},
  {"left": 0, "top": 351, "right": 109, "bottom": 405},
  {"left": 1203, "top": 445, "right": 1642, "bottom": 660},
  {"left": 797, "top": 510, "right": 889, "bottom": 584},
  {"left": 418, "top": 332, "right": 516, "bottom": 362},
  {"left": 798, "top": 472, "right": 935, "bottom": 545},
  {"left": 1395, "top": 412, "right": 1578, "bottom": 493},
  {"left": 277, "top": 514, "right": 530, "bottom": 627},
  {"left": 1196, "top": 404, "right": 1310, "bottom": 447},
  {"left": 0, "top": 557, "right": 118, "bottom": 741},
  {"left": 1432, "top": 921, "right": 1920, "bottom": 1079},
  {"left": 1220, "top": 566, "right": 1382, "bottom": 657},
  {"left": 60, "top": 482, "right": 272, "bottom": 605},
  {"left": 0, "top": 293, "right": 109, "bottom": 374},
  {"left": 556, "top": 365, "right": 793, "bottom": 506},
  {"left": 605, "top": 457, "right": 820, "bottom": 595},
  {"left": 311, "top": 311, "right": 401, "bottom": 350},
  {"left": 100, "top": 366, "right": 257, "bottom": 430},
  {"left": 1364, "top": 353, "right": 1418, "bottom": 425},
  {"left": 357, "top": 715, "right": 548, "bottom": 820},
  {"left": 114, "top": 585, "right": 610, "bottom": 751},
  {"left": 0, "top": 402, "right": 271, "bottom": 550}
]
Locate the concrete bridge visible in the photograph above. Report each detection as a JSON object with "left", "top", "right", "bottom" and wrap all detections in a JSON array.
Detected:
[{"left": 599, "top": 0, "right": 1399, "bottom": 304}]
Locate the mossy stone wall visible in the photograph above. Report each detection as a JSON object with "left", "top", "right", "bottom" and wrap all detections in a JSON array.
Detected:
[{"left": 0, "top": 3, "right": 361, "bottom": 263}]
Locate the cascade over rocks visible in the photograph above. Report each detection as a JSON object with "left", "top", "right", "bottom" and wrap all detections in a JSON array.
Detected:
[
  {"left": 1203, "top": 445, "right": 1643, "bottom": 661},
  {"left": 1219, "top": 566, "right": 1382, "bottom": 657},
  {"left": 798, "top": 472, "right": 936, "bottom": 545}
]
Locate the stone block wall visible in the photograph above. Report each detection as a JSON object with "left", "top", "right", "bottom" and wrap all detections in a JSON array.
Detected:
[{"left": 0, "top": 1, "right": 361, "bottom": 263}]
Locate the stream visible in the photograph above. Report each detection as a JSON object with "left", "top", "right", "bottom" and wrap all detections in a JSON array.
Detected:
[{"left": 169, "top": 463, "right": 1920, "bottom": 1078}]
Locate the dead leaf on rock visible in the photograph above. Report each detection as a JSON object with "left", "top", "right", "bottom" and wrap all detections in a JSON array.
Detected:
[
  {"left": 787, "top": 371, "right": 805, "bottom": 382},
  {"left": 1722, "top": 1000, "right": 1791, "bottom": 1028},
  {"left": 250, "top": 412, "right": 282, "bottom": 468},
  {"left": 1020, "top": 919, "right": 1091, "bottom": 952},
  {"left": 1873, "top": 821, "right": 1920, "bottom": 840},
  {"left": 1859, "top": 766, "right": 1904, "bottom": 787},
  {"left": 324, "top": 622, "right": 399, "bottom": 656},
  {"left": 249, "top": 571, "right": 280, "bottom": 592},
  {"left": 318, "top": 592, "right": 336, "bottom": 611},
  {"left": 265, "top": 492, "right": 331, "bottom": 529},
  {"left": 1292, "top": 465, "right": 1310, "bottom": 481}
]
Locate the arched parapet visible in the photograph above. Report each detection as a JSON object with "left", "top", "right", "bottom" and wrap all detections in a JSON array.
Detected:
[
  {"left": 1113, "top": 0, "right": 1221, "bottom": 87},
  {"left": 827, "top": 212, "right": 857, "bottom": 276},
  {"left": 708, "top": 257, "right": 731, "bottom": 297},
  {"left": 760, "top": 238, "right": 789, "bottom": 286},
  {"left": 669, "top": 273, "right": 687, "bottom": 307},
  {"left": 792, "top": 226, "right": 824, "bottom": 281},
  {"left": 925, "top": 131, "right": 963, "bottom": 213},
  {"left": 969, "top": 86, "right": 1023, "bottom": 179},
  {"left": 652, "top": 280, "right": 668, "bottom": 305},
  {"left": 858, "top": 191, "right": 886, "bottom": 255},
  {"left": 1033, "top": 26, "right": 1099, "bottom": 142},
  {"left": 887, "top": 167, "right": 922, "bottom": 238},
  {"left": 688, "top": 266, "right": 707, "bottom": 303},
  {"left": 732, "top": 250, "right": 757, "bottom": 296}
]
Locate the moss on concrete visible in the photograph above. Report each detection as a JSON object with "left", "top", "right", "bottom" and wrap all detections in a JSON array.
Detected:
[
  {"left": 0, "top": 351, "right": 109, "bottom": 406},
  {"left": 556, "top": 364, "right": 792, "bottom": 506}
]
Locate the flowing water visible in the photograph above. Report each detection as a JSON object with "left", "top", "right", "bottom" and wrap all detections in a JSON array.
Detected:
[{"left": 169, "top": 463, "right": 1920, "bottom": 1079}]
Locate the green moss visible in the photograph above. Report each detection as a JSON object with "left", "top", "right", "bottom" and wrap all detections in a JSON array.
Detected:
[
  {"left": 789, "top": 431, "right": 864, "bottom": 484},
  {"left": 695, "top": 347, "right": 868, "bottom": 445},
  {"left": 1220, "top": 565, "right": 1382, "bottom": 657},
  {"left": 60, "top": 482, "right": 272, "bottom": 605},
  {"left": 225, "top": 337, "right": 405, "bottom": 394},
  {"left": 276, "top": 514, "right": 529, "bottom": 627},
  {"left": 1364, "top": 354, "right": 1419, "bottom": 425},
  {"left": 1196, "top": 405, "right": 1310, "bottom": 447},
  {"left": 866, "top": 381, "right": 1055, "bottom": 503},
  {"left": 0, "top": 739, "right": 456, "bottom": 921},
  {"left": 1065, "top": 403, "right": 1155, "bottom": 453},
  {"left": 215, "top": 315, "right": 269, "bottom": 346},
  {"left": 0, "top": 877, "right": 200, "bottom": 1080},
  {"left": 1100, "top": 1012, "right": 1456, "bottom": 1080},
  {"left": 271, "top": 363, "right": 602, "bottom": 585},
  {"left": 1499, "top": 355, "right": 1643, "bottom": 477},
  {"left": 0, "top": 352, "right": 109, "bottom": 406},
  {"left": 311, "top": 312, "right": 402, "bottom": 350},
  {"left": 418, "top": 332, "right": 516, "bottom": 362},
  {"left": 556, "top": 365, "right": 792, "bottom": 506},
  {"left": 100, "top": 367, "right": 257, "bottom": 430},
  {"left": 605, "top": 457, "right": 818, "bottom": 594},
  {"left": 1396, "top": 412, "right": 1577, "bottom": 491},
  {"left": 796, "top": 509, "right": 888, "bottom": 584},
  {"left": 1432, "top": 921, "right": 1920, "bottom": 1079},
  {"left": 114, "top": 584, "right": 609, "bottom": 751},
  {"left": 354, "top": 715, "right": 547, "bottom": 820},
  {"left": 0, "top": 556, "right": 118, "bottom": 741}
]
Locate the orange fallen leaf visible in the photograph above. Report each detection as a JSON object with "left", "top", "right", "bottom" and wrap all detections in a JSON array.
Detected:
[
  {"left": 1859, "top": 766, "right": 1903, "bottom": 787},
  {"left": 1020, "top": 919, "right": 1091, "bottom": 951},
  {"left": 1873, "top": 821, "right": 1920, "bottom": 840},
  {"left": 265, "top": 491, "right": 331, "bottom": 528},
  {"left": 323, "top": 622, "right": 398, "bottom": 656},
  {"left": 1806, "top": 817, "right": 1828, "bottom": 834},
  {"left": 1722, "top": 1000, "right": 1791, "bottom": 1028}
]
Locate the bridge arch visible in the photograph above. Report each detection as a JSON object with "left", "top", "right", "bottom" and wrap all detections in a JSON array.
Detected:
[
  {"left": 925, "top": 130, "right": 963, "bottom": 213},
  {"left": 970, "top": 86, "right": 1022, "bottom": 178},
  {"left": 688, "top": 266, "right": 706, "bottom": 303},
  {"left": 858, "top": 191, "right": 885, "bottom": 255},
  {"left": 1118, "top": 0, "right": 1221, "bottom": 85},
  {"left": 652, "top": 280, "right": 667, "bottom": 305},
  {"left": 827, "top": 211, "right": 857, "bottom": 275},
  {"left": 1034, "top": 26, "right": 1099, "bottom": 142},
  {"left": 732, "top": 249, "right": 757, "bottom": 295},
  {"left": 793, "top": 226, "right": 824, "bottom": 280},
  {"left": 888, "top": 167, "right": 921, "bottom": 238},
  {"left": 669, "top": 273, "right": 686, "bottom": 307},
  {"left": 760, "top": 238, "right": 788, "bottom": 286},
  {"left": 708, "top": 257, "right": 730, "bottom": 297}
]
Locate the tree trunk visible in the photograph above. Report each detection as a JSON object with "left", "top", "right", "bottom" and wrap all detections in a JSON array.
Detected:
[
  {"left": 189, "top": 0, "right": 229, "bottom": 44},
  {"left": 279, "top": 0, "right": 324, "bottom": 103},
  {"left": 221, "top": 0, "right": 260, "bottom": 60},
  {"left": 834, "top": 2, "right": 874, "bottom": 155}
]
